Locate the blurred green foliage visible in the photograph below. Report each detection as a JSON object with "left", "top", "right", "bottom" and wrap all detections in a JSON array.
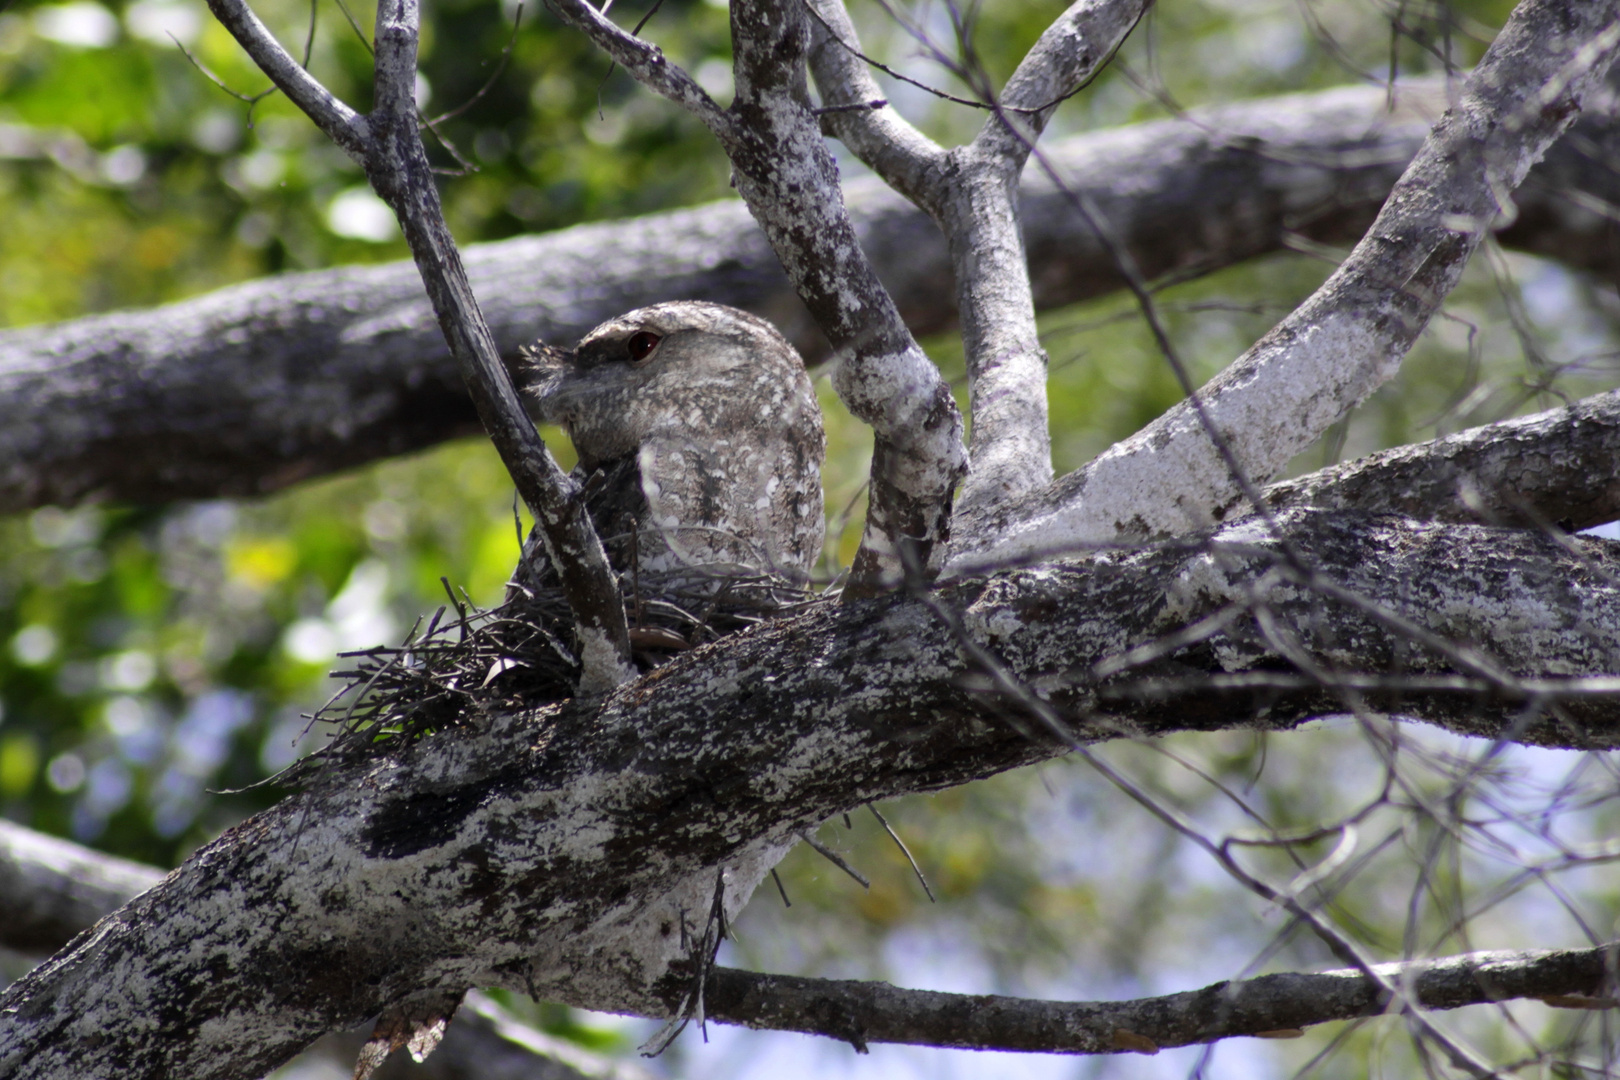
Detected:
[{"left": 3, "top": 0, "right": 1619, "bottom": 1073}]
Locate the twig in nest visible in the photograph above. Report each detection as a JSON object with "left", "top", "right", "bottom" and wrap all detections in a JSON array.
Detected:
[{"left": 290, "top": 565, "right": 817, "bottom": 780}]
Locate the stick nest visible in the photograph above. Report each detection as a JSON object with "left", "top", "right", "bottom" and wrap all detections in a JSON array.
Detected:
[{"left": 285, "top": 564, "right": 818, "bottom": 779}]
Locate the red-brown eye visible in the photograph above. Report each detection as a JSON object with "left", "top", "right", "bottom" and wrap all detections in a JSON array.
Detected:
[{"left": 627, "top": 331, "right": 661, "bottom": 362}]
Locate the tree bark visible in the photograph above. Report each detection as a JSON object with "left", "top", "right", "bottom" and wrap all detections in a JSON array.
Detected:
[
  {"left": 698, "top": 948, "right": 1620, "bottom": 1054},
  {"left": 6, "top": 79, "right": 1620, "bottom": 512},
  {"left": 0, "top": 824, "right": 636, "bottom": 1080},
  {"left": 1, "top": 510, "right": 1616, "bottom": 1078},
  {"left": 1263, "top": 386, "right": 1620, "bottom": 531},
  {"left": 1, "top": 819, "right": 1610, "bottom": 1064},
  {"left": 950, "top": 0, "right": 1620, "bottom": 571},
  {"left": 203, "top": 0, "right": 635, "bottom": 691}
]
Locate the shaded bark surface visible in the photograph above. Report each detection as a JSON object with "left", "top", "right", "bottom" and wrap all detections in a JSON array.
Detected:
[{"left": 1264, "top": 387, "right": 1620, "bottom": 531}]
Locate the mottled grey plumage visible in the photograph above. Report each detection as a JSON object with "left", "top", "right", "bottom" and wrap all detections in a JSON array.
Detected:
[
  {"left": 526, "top": 301, "right": 826, "bottom": 586},
  {"left": 302, "top": 305, "right": 827, "bottom": 746}
]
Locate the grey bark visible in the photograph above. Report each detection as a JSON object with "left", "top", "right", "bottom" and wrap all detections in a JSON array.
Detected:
[
  {"left": 0, "top": 818, "right": 1610, "bottom": 1063},
  {"left": 1263, "top": 386, "right": 1620, "bottom": 532},
  {"left": 7, "top": 79, "right": 1620, "bottom": 513},
  {"left": 1, "top": 510, "right": 1618, "bottom": 1078},
  {"left": 950, "top": 0, "right": 1620, "bottom": 573},
  {"left": 0, "top": 821, "right": 639, "bottom": 1080},
  {"left": 809, "top": 0, "right": 1151, "bottom": 515},
  {"left": 5, "top": 0, "right": 1620, "bottom": 1073},
  {"left": 0, "top": 821, "right": 163, "bottom": 957},
  {"left": 699, "top": 947, "right": 1620, "bottom": 1053}
]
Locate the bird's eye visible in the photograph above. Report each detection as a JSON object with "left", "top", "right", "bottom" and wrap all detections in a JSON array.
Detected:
[{"left": 627, "top": 331, "right": 661, "bottom": 362}]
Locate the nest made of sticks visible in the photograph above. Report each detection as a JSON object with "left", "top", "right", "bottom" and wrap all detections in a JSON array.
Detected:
[{"left": 287, "top": 564, "right": 818, "bottom": 777}]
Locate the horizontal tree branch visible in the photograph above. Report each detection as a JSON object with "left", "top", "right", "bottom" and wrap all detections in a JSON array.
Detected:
[
  {"left": 1, "top": 511, "right": 1617, "bottom": 1077},
  {"left": 0, "top": 820, "right": 163, "bottom": 956},
  {"left": 8, "top": 816, "right": 1614, "bottom": 1079},
  {"left": 9, "top": 79, "right": 1620, "bottom": 513},
  {"left": 700, "top": 947, "right": 1620, "bottom": 1054},
  {"left": 4, "top": 817, "right": 1610, "bottom": 1066},
  {"left": 1263, "top": 386, "right": 1620, "bottom": 531}
]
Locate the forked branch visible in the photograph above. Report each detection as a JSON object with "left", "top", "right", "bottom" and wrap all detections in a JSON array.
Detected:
[
  {"left": 203, "top": 0, "right": 635, "bottom": 692},
  {"left": 954, "top": 0, "right": 1620, "bottom": 572},
  {"left": 810, "top": 0, "right": 1149, "bottom": 514},
  {"left": 550, "top": 0, "right": 969, "bottom": 593}
]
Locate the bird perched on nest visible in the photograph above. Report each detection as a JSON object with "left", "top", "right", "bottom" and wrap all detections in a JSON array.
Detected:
[
  {"left": 301, "top": 303, "right": 825, "bottom": 760},
  {"left": 512, "top": 300, "right": 826, "bottom": 657}
]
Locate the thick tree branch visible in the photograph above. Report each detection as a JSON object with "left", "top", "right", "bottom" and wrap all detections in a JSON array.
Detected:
[
  {"left": 1, "top": 512, "right": 1617, "bottom": 1077},
  {"left": 11, "top": 79, "right": 1620, "bottom": 513},
  {"left": 1264, "top": 386, "right": 1620, "bottom": 531},
  {"left": 0, "top": 821, "right": 636, "bottom": 1080},
  {"left": 204, "top": 0, "right": 634, "bottom": 691},
  {"left": 952, "top": 0, "right": 1620, "bottom": 572},
  {"left": 963, "top": 382, "right": 1620, "bottom": 570},
  {"left": 2, "top": 818, "right": 1611, "bottom": 1064},
  {"left": 699, "top": 947, "right": 1619, "bottom": 1054}
]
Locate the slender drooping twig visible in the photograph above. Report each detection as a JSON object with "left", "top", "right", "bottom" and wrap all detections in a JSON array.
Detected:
[{"left": 203, "top": 0, "right": 634, "bottom": 693}]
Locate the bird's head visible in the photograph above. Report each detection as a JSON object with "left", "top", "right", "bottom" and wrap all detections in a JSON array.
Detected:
[{"left": 528, "top": 301, "right": 812, "bottom": 471}]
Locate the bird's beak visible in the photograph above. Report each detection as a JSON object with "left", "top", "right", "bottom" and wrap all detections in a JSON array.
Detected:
[{"left": 523, "top": 342, "right": 575, "bottom": 422}]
